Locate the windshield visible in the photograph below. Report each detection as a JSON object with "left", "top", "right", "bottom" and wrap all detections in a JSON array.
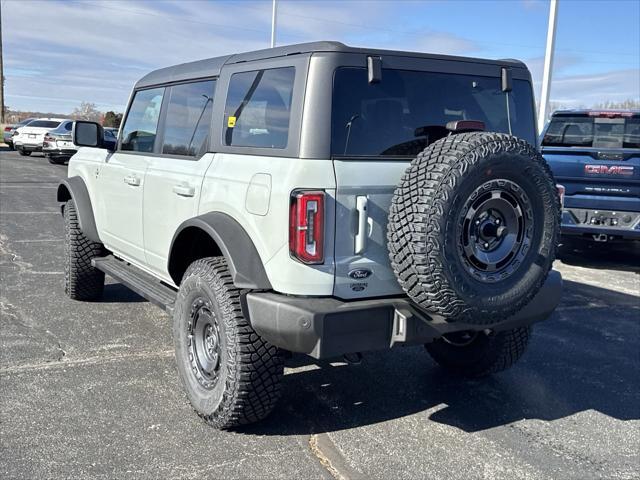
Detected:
[
  {"left": 542, "top": 113, "right": 640, "bottom": 149},
  {"left": 331, "top": 68, "right": 535, "bottom": 157}
]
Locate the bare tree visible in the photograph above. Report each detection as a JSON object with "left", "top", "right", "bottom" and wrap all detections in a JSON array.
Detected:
[{"left": 71, "top": 101, "right": 101, "bottom": 122}]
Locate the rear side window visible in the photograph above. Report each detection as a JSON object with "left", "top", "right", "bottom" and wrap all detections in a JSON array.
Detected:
[
  {"left": 542, "top": 114, "right": 640, "bottom": 149},
  {"left": 224, "top": 67, "right": 295, "bottom": 149},
  {"left": 121, "top": 87, "right": 164, "bottom": 152},
  {"left": 162, "top": 80, "right": 216, "bottom": 157},
  {"left": 28, "top": 120, "right": 61, "bottom": 128}
]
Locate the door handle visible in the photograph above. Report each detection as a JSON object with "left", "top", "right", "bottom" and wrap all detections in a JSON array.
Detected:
[
  {"left": 355, "top": 195, "right": 368, "bottom": 254},
  {"left": 124, "top": 174, "right": 140, "bottom": 186},
  {"left": 173, "top": 184, "right": 195, "bottom": 197}
]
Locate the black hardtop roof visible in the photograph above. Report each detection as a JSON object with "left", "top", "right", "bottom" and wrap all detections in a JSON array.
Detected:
[{"left": 135, "top": 41, "right": 528, "bottom": 89}]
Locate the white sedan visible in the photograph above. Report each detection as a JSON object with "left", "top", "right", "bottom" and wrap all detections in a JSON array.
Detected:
[{"left": 13, "top": 118, "right": 68, "bottom": 156}]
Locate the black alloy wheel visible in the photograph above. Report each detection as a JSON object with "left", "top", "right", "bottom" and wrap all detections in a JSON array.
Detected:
[{"left": 458, "top": 179, "right": 533, "bottom": 283}]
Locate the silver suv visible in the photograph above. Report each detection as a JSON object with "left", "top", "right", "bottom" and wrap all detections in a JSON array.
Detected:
[{"left": 58, "top": 42, "right": 562, "bottom": 429}]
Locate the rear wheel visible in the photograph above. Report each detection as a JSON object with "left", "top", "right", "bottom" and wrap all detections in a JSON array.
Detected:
[
  {"left": 48, "top": 156, "right": 67, "bottom": 165},
  {"left": 173, "top": 257, "right": 284, "bottom": 429},
  {"left": 18, "top": 149, "right": 31, "bottom": 156},
  {"left": 426, "top": 327, "right": 531, "bottom": 377}
]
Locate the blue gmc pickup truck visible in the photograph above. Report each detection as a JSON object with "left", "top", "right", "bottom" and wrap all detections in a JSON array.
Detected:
[{"left": 541, "top": 110, "right": 640, "bottom": 242}]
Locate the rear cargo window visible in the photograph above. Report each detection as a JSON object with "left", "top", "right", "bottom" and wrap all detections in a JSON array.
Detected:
[
  {"left": 542, "top": 114, "right": 640, "bottom": 149},
  {"left": 224, "top": 67, "right": 295, "bottom": 149},
  {"left": 28, "top": 120, "right": 62, "bottom": 128},
  {"left": 331, "top": 68, "right": 535, "bottom": 157}
]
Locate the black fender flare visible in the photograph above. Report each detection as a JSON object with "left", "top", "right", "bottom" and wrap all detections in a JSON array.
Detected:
[
  {"left": 169, "top": 212, "right": 272, "bottom": 290},
  {"left": 57, "top": 176, "right": 101, "bottom": 243}
]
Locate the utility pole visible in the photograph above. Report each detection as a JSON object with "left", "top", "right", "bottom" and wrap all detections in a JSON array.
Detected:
[
  {"left": 537, "top": 0, "right": 558, "bottom": 133},
  {"left": 270, "top": 0, "right": 277, "bottom": 48},
  {"left": 0, "top": 1, "right": 5, "bottom": 124}
]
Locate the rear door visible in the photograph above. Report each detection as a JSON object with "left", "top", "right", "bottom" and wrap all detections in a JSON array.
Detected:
[
  {"left": 330, "top": 62, "right": 537, "bottom": 299},
  {"left": 97, "top": 87, "right": 164, "bottom": 264},
  {"left": 142, "top": 79, "right": 217, "bottom": 280}
]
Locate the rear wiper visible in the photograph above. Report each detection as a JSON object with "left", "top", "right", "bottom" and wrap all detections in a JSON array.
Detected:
[{"left": 343, "top": 114, "right": 361, "bottom": 155}]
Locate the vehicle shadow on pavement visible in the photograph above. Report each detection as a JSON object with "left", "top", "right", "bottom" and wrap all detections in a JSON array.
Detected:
[
  {"left": 558, "top": 238, "right": 640, "bottom": 273},
  {"left": 99, "top": 283, "right": 148, "bottom": 303},
  {"left": 241, "top": 279, "right": 639, "bottom": 435}
]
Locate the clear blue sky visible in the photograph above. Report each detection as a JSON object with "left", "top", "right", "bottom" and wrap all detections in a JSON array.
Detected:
[{"left": 3, "top": 0, "right": 639, "bottom": 114}]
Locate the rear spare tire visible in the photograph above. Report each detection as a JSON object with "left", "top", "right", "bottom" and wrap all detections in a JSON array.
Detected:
[{"left": 388, "top": 132, "right": 559, "bottom": 324}]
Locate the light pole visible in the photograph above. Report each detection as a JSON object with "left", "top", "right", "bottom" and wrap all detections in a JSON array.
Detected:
[
  {"left": 0, "top": 1, "right": 5, "bottom": 124},
  {"left": 537, "top": 0, "right": 558, "bottom": 133},
  {"left": 270, "top": 0, "right": 277, "bottom": 48}
]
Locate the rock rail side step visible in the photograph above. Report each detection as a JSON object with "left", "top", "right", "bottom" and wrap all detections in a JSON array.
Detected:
[{"left": 92, "top": 255, "right": 177, "bottom": 314}]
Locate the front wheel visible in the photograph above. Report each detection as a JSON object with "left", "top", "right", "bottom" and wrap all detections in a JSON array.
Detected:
[
  {"left": 173, "top": 257, "right": 284, "bottom": 429},
  {"left": 64, "top": 200, "right": 105, "bottom": 300},
  {"left": 425, "top": 327, "right": 531, "bottom": 377}
]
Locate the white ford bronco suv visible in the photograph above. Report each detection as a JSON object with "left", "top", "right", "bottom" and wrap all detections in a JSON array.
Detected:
[{"left": 58, "top": 42, "right": 562, "bottom": 429}]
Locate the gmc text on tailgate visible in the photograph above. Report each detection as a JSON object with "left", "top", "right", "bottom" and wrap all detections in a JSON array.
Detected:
[{"left": 541, "top": 110, "right": 640, "bottom": 242}]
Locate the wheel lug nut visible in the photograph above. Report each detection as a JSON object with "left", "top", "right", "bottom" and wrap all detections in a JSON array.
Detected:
[
  {"left": 484, "top": 242, "right": 489, "bottom": 248},
  {"left": 475, "top": 220, "right": 480, "bottom": 225},
  {"left": 495, "top": 219, "right": 500, "bottom": 224}
]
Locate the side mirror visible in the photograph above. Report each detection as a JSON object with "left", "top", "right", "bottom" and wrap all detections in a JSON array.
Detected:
[{"left": 73, "top": 121, "right": 110, "bottom": 149}]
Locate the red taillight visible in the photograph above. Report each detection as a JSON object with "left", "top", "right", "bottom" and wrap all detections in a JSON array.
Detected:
[
  {"left": 4, "top": 126, "right": 12, "bottom": 132},
  {"left": 556, "top": 184, "right": 565, "bottom": 208},
  {"left": 289, "top": 191, "right": 325, "bottom": 264}
]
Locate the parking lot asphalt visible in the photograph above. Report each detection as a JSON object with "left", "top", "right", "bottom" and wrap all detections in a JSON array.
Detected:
[{"left": 1, "top": 147, "right": 639, "bottom": 480}]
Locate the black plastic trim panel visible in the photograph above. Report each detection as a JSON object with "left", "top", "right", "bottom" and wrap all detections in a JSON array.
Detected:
[
  {"left": 57, "top": 176, "right": 100, "bottom": 243},
  {"left": 169, "top": 212, "right": 272, "bottom": 290},
  {"left": 246, "top": 270, "right": 562, "bottom": 359}
]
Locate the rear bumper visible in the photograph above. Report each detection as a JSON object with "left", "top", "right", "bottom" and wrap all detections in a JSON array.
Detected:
[
  {"left": 43, "top": 147, "right": 77, "bottom": 157},
  {"left": 562, "top": 208, "right": 640, "bottom": 240},
  {"left": 17, "top": 143, "right": 42, "bottom": 152},
  {"left": 246, "top": 270, "right": 562, "bottom": 359}
]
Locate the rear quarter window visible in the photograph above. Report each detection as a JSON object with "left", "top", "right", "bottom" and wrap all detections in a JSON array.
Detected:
[{"left": 223, "top": 67, "right": 295, "bottom": 149}]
